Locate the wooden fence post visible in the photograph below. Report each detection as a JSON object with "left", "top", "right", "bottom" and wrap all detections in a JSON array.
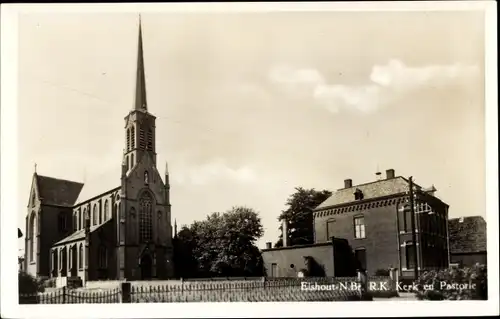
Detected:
[{"left": 121, "top": 282, "right": 131, "bottom": 303}]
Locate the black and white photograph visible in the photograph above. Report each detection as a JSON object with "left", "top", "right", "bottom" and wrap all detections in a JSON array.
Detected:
[{"left": 1, "top": 1, "right": 498, "bottom": 318}]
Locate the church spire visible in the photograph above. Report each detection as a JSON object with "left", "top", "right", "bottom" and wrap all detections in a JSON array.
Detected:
[{"left": 134, "top": 15, "right": 148, "bottom": 111}]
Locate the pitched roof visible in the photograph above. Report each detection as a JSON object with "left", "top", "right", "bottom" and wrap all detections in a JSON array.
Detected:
[
  {"left": 315, "top": 176, "right": 423, "bottom": 210},
  {"left": 36, "top": 174, "right": 84, "bottom": 207},
  {"left": 74, "top": 166, "right": 121, "bottom": 205},
  {"left": 53, "top": 218, "right": 112, "bottom": 246},
  {"left": 448, "top": 216, "right": 487, "bottom": 254}
]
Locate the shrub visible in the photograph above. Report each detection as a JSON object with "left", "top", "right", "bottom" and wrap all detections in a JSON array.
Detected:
[
  {"left": 43, "top": 277, "right": 57, "bottom": 288},
  {"left": 19, "top": 271, "right": 45, "bottom": 294},
  {"left": 374, "top": 268, "right": 390, "bottom": 276},
  {"left": 415, "top": 263, "right": 487, "bottom": 300}
]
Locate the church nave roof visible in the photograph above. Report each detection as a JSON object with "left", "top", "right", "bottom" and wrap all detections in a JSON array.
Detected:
[
  {"left": 35, "top": 174, "right": 84, "bottom": 207},
  {"left": 53, "top": 218, "right": 112, "bottom": 246}
]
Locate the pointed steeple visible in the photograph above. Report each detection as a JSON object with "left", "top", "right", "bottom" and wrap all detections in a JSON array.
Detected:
[{"left": 134, "top": 15, "right": 148, "bottom": 111}]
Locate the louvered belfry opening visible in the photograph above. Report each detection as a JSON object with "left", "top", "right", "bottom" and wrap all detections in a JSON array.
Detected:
[
  {"left": 147, "top": 129, "right": 153, "bottom": 151},
  {"left": 131, "top": 126, "right": 135, "bottom": 149},
  {"left": 139, "top": 128, "right": 145, "bottom": 149}
]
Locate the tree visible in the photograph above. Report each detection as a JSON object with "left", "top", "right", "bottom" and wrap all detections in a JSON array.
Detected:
[
  {"left": 275, "top": 187, "right": 332, "bottom": 247},
  {"left": 175, "top": 206, "right": 265, "bottom": 278},
  {"left": 173, "top": 226, "right": 199, "bottom": 278},
  {"left": 212, "top": 207, "right": 264, "bottom": 276}
]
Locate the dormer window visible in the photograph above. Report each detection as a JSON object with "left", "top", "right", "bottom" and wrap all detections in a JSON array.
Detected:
[{"left": 354, "top": 188, "right": 364, "bottom": 201}]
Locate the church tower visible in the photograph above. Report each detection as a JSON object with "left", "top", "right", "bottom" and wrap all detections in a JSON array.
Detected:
[
  {"left": 117, "top": 16, "right": 174, "bottom": 280},
  {"left": 123, "top": 16, "right": 157, "bottom": 173}
]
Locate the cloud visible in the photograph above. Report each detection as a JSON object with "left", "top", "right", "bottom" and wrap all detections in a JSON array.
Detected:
[
  {"left": 269, "top": 60, "right": 479, "bottom": 114},
  {"left": 172, "top": 158, "right": 257, "bottom": 186}
]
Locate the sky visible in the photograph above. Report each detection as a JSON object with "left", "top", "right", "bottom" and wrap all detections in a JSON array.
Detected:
[{"left": 16, "top": 9, "right": 486, "bottom": 253}]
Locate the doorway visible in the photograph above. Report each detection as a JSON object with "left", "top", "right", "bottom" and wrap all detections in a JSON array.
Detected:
[{"left": 140, "top": 254, "right": 152, "bottom": 280}]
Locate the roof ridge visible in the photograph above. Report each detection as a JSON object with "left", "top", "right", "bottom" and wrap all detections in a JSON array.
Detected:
[
  {"left": 336, "top": 176, "right": 409, "bottom": 191},
  {"left": 37, "top": 174, "right": 84, "bottom": 185}
]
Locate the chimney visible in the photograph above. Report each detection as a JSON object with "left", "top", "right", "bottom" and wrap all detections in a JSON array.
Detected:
[
  {"left": 282, "top": 219, "right": 289, "bottom": 247},
  {"left": 386, "top": 169, "right": 395, "bottom": 179},
  {"left": 266, "top": 242, "right": 272, "bottom": 249},
  {"left": 344, "top": 179, "right": 352, "bottom": 188}
]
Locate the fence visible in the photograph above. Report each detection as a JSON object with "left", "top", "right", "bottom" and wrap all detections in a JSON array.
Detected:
[
  {"left": 19, "top": 287, "right": 121, "bottom": 304},
  {"left": 19, "top": 276, "right": 396, "bottom": 304}
]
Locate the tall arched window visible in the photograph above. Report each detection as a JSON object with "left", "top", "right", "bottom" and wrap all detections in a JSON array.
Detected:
[
  {"left": 99, "top": 202, "right": 103, "bottom": 224},
  {"left": 139, "top": 192, "right": 153, "bottom": 242},
  {"left": 93, "top": 204, "right": 98, "bottom": 226},
  {"left": 104, "top": 200, "right": 109, "bottom": 221},
  {"left": 29, "top": 212, "right": 36, "bottom": 262},
  {"left": 78, "top": 244, "right": 83, "bottom": 269},
  {"left": 73, "top": 213, "right": 77, "bottom": 231},
  {"left": 80, "top": 209, "right": 84, "bottom": 230},
  {"left": 59, "top": 249, "right": 63, "bottom": 270},
  {"left": 131, "top": 126, "right": 135, "bottom": 149},
  {"left": 131, "top": 153, "right": 134, "bottom": 168}
]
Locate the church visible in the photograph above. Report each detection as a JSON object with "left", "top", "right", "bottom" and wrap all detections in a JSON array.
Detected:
[{"left": 23, "top": 18, "right": 175, "bottom": 285}]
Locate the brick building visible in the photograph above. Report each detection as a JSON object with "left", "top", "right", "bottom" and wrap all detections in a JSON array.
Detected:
[
  {"left": 448, "top": 216, "right": 487, "bottom": 266},
  {"left": 23, "top": 19, "right": 175, "bottom": 285},
  {"left": 262, "top": 169, "right": 450, "bottom": 278}
]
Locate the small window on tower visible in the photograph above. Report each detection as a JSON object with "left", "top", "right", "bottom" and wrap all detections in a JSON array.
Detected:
[{"left": 144, "top": 171, "right": 149, "bottom": 184}]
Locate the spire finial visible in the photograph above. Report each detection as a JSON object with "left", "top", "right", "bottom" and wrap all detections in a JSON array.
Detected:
[{"left": 34, "top": 163, "right": 37, "bottom": 174}]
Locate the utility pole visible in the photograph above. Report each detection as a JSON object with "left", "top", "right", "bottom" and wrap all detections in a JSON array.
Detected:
[{"left": 408, "top": 176, "right": 419, "bottom": 281}]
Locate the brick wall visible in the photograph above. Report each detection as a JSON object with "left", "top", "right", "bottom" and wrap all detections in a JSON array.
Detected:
[
  {"left": 451, "top": 252, "right": 487, "bottom": 267},
  {"left": 314, "top": 200, "right": 401, "bottom": 276},
  {"left": 39, "top": 205, "right": 74, "bottom": 277},
  {"left": 261, "top": 243, "right": 335, "bottom": 277}
]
